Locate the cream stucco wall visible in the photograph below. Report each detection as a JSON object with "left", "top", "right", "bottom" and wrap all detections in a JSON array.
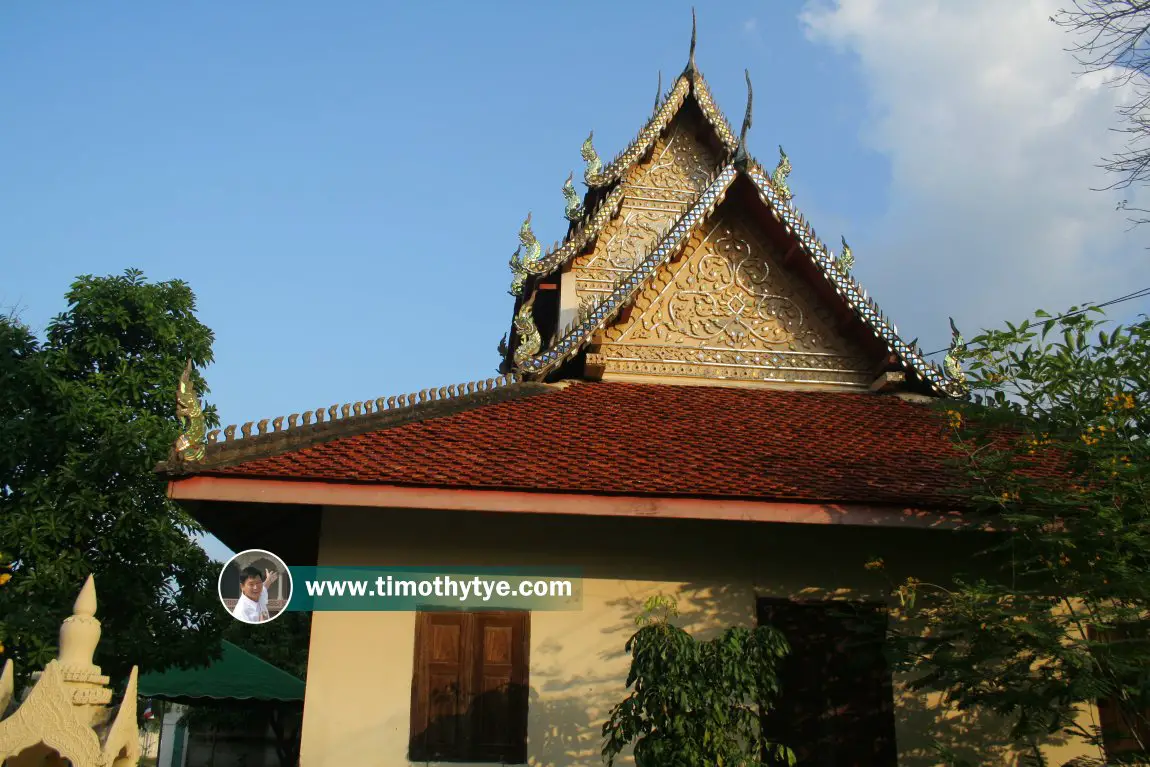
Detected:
[{"left": 298, "top": 506, "right": 1100, "bottom": 767}]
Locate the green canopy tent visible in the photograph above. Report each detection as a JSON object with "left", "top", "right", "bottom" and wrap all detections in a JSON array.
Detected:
[
  {"left": 139, "top": 641, "right": 305, "bottom": 767},
  {"left": 139, "top": 640, "right": 304, "bottom": 703}
]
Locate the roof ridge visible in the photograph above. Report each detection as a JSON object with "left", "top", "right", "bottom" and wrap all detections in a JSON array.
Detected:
[
  {"left": 161, "top": 373, "right": 551, "bottom": 473},
  {"left": 582, "top": 71, "right": 739, "bottom": 191},
  {"left": 740, "top": 158, "right": 960, "bottom": 396},
  {"left": 511, "top": 70, "right": 739, "bottom": 286}
]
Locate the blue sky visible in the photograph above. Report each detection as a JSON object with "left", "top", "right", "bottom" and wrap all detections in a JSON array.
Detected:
[{"left": 5, "top": 2, "right": 1149, "bottom": 563}]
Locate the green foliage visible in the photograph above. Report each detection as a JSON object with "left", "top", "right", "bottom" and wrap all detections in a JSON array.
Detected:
[
  {"left": 224, "top": 611, "right": 311, "bottom": 681},
  {"left": 887, "top": 306, "right": 1150, "bottom": 762},
  {"left": 0, "top": 269, "right": 226, "bottom": 688},
  {"left": 602, "top": 595, "right": 795, "bottom": 767}
]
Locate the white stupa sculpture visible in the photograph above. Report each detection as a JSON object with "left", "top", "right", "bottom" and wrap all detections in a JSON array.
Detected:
[{"left": 0, "top": 575, "right": 141, "bottom": 767}]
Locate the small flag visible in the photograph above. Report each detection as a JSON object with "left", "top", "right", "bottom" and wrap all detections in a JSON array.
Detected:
[{"left": 143, "top": 701, "right": 154, "bottom": 720}]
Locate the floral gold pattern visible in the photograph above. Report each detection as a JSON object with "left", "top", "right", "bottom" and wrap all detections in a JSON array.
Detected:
[{"left": 597, "top": 215, "right": 876, "bottom": 386}]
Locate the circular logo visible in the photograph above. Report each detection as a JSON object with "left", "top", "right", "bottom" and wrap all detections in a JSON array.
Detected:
[{"left": 218, "top": 549, "right": 293, "bottom": 624}]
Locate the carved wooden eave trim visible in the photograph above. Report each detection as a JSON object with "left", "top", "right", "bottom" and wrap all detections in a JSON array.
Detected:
[
  {"left": 515, "top": 164, "right": 740, "bottom": 378},
  {"left": 583, "top": 71, "right": 738, "bottom": 191},
  {"left": 157, "top": 376, "right": 558, "bottom": 476},
  {"left": 741, "top": 160, "right": 963, "bottom": 397}
]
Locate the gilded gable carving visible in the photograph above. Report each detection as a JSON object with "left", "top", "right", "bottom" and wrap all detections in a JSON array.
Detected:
[
  {"left": 587, "top": 214, "right": 880, "bottom": 388},
  {"left": 571, "top": 111, "right": 721, "bottom": 306}
]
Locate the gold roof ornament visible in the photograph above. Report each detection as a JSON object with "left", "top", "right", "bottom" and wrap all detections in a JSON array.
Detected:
[
  {"left": 838, "top": 237, "right": 854, "bottom": 273},
  {"left": 562, "top": 172, "right": 584, "bottom": 222},
  {"left": 684, "top": 7, "right": 697, "bottom": 75},
  {"left": 173, "top": 360, "right": 206, "bottom": 463},
  {"left": 944, "top": 317, "right": 967, "bottom": 388},
  {"left": 512, "top": 293, "right": 542, "bottom": 367},
  {"left": 771, "top": 146, "right": 793, "bottom": 202},
  {"left": 733, "top": 69, "right": 753, "bottom": 165},
  {"left": 0, "top": 575, "right": 141, "bottom": 767},
  {"left": 508, "top": 213, "right": 542, "bottom": 296},
  {"left": 581, "top": 132, "right": 603, "bottom": 184}
]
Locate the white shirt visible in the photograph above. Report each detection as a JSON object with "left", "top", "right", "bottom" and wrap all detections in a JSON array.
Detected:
[{"left": 232, "top": 593, "right": 270, "bottom": 623}]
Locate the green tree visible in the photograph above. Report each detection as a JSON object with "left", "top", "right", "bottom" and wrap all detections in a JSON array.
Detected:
[
  {"left": 602, "top": 595, "right": 794, "bottom": 767},
  {"left": 884, "top": 306, "right": 1150, "bottom": 764},
  {"left": 0, "top": 269, "right": 226, "bottom": 688},
  {"left": 223, "top": 611, "right": 312, "bottom": 681}
]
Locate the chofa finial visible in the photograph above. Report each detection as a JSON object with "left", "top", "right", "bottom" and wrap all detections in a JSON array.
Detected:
[
  {"left": 508, "top": 212, "right": 541, "bottom": 296},
  {"left": 838, "top": 236, "right": 854, "bottom": 272},
  {"left": 771, "top": 146, "right": 793, "bottom": 202},
  {"left": 563, "top": 172, "right": 584, "bottom": 221},
  {"left": 512, "top": 293, "right": 542, "bottom": 368},
  {"left": 734, "top": 69, "right": 753, "bottom": 164},
  {"left": 686, "top": 8, "right": 697, "bottom": 74},
  {"left": 582, "top": 131, "right": 602, "bottom": 183},
  {"left": 653, "top": 70, "right": 663, "bottom": 114},
  {"left": 173, "top": 360, "right": 207, "bottom": 463},
  {"left": 944, "top": 317, "right": 967, "bottom": 387}
]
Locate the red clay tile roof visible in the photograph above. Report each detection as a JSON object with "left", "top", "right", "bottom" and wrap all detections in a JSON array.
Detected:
[{"left": 203, "top": 381, "right": 963, "bottom": 508}]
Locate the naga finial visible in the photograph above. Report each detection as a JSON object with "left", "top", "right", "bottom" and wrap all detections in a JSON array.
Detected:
[
  {"left": 838, "top": 236, "right": 854, "bottom": 272},
  {"left": 582, "top": 132, "right": 603, "bottom": 183},
  {"left": 512, "top": 293, "right": 542, "bottom": 367},
  {"left": 734, "top": 69, "right": 753, "bottom": 164},
  {"left": 508, "top": 212, "right": 542, "bottom": 296},
  {"left": 685, "top": 7, "right": 697, "bottom": 74},
  {"left": 771, "top": 145, "right": 793, "bottom": 202},
  {"left": 563, "top": 172, "right": 584, "bottom": 221},
  {"left": 944, "top": 317, "right": 967, "bottom": 386},
  {"left": 173, "top": 359, "right": 206, "bottom": 462}
]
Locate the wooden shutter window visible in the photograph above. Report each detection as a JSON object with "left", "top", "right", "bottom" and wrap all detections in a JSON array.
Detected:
[
  {"left": 409, "top": 610, "right": 529, "bottom": 763},
  {"left": 1088, "top": 623, "right": 1150, "bottom": 761},
  {"left": 757, "top": 599, "right": 898, "bottom": 767}
]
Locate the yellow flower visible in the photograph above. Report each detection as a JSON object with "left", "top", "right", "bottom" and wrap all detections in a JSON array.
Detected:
[
  {"left": 0, "top": 644, "right": 4, "bottom": 654},
  {"left": 0, "top": 573, "right": 10, "bottom": 586},
  {"left": 1104, "top": 393, "right": 1137, "bottom": 412},
  {"left": 945, "top": 410, "right": 963, "bottom": 429},
  {"left": 1059, "top": 553, "right": 1071, "bottom": 566}
]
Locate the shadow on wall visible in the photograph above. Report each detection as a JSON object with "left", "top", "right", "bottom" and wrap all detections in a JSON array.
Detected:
[
  {"left": 591, "top": 581, "right": 1085, "bottom": 767},
  {"left": 409, "top": 685, "right": 619, "bottom": 767}
]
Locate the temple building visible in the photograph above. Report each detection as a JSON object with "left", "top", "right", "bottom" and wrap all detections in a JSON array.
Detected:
[{"left": 157, "top": 18, "right": 1096, "bottom": 767}]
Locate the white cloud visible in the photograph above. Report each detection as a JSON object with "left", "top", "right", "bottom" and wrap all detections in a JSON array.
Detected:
[{"left": 800, "top": 0, "right": 1150, "bottom": 348}]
